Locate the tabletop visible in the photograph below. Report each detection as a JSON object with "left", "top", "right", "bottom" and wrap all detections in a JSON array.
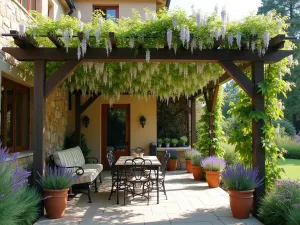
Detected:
[{"left": 115, "top": 156, "right": 161, "bottom": 167}]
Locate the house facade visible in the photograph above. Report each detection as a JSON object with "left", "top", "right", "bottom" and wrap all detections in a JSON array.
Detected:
[{"left": 1, "top": 0, "right": 171, "bottom": 171}]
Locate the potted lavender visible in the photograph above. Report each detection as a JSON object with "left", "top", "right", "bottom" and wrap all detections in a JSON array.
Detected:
[
  {"left": 38, "top": 165, "right": 74, "bottom": 219},
  {"left": 222, "top": 164, "right": 264, "bottom": 219},
  {"left": 201, "top": 156, "right": 226, "bottom": 188},
  {"left": 192, "top": 154, "right": 203, "bottom": 180},
  {"left": 184, "top": 149, "right": 199, "bottom": 173}
]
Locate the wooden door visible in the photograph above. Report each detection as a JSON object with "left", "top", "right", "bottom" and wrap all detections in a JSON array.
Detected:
[{"left": 101, "top": 104, "right": 130, "bottom": 169}]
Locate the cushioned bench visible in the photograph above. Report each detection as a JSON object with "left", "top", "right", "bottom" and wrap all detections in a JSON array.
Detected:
[{"left": 50, "top": 146, "right": 103, "bottom": 203}]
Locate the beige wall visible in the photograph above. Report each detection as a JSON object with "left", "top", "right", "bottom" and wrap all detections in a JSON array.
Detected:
[
  {"left": 74, "top": 0, "right": 156, "bottom": 22},
  {"left": 68, "top": 95, "right": 157, "bottom": 163}
]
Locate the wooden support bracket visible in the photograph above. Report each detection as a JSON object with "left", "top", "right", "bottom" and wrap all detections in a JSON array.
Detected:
[{"left": 80, "top": 95, "right": 99, "bottom": 114}]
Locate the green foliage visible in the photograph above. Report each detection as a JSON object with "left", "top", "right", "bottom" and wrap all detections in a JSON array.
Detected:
[
  {"left": 157, "top": 138, "right": 163, "bottom": 144},
  {"left": 65, "top": 131, "right": 91, "bottom": 158},
  {"left": 287, "top": 208, "right": 300, "bottom": 225},
  {"left": 274, "top": 119, "right": 296, "bottom": 136},
  {"left": 184, "top": 149, "right": 200, "bottom": 160},
  {"left": 259, "top": 180, "right": 300, "bottom": 225},
  {"left": 180, "top": 136, "right": 188, "bottom": 146},
  {"left": 164, "top": 138, "right": 171, "bottom": 144},
  {"left": 228, "top": 60, "right": 295, "bottom": 189},
  {"left": 222, "top": 81, "right": 239, "bottom": 119},
  {"left": 167, "top": 150, "right": 179, "bottom": 160},
  {"left": 171, "top": 138, "right": 179, "bottom": 146},
  {"left": 195, "top": 86, "right": 225, "bottom": 157},
  {"left": 221, "top": 117, "right": 239, "bottom": 137},
  {"left": 221, "top": 142, "right": 240, "bottom": 167},
  {"left": 192, "top": 154, "right": 202, "bottom": 166},
  {"left": 279, "top": 144, "right": 300, "bottom": 159}
]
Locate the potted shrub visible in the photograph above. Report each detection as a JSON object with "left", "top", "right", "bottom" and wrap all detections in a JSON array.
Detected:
[
  {"left": 157, "top": 138, "right": 163, "bottom": 147},
  {"left": 192, "top": 154, "right": 203, "bottom": 180},
  {"left": 184, "top": 149, "right": 199, "bottom": 173},
  {"left": 171, "top": 138, "right": 179, "bottom": 147},
  {"left": 180, "top": 136, "right": 188, "bottom": 146},
  {"left": 38, "top": 165, "right": 74, "bottom": 219},
  {"left": 201, "top": 156, "right": 226, "bottom": 188},
  {"left": 164, "top": 138, "right": 171, "bottom": 147},
  {"left": 222, "top": 164, "right": 264, "bottom": 219},
  {"left": 167, "top": 150, "right": 178, "bottom": 170}
]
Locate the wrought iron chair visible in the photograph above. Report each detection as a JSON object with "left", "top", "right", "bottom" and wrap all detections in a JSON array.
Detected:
[
  {"left": 150, "top": 152, "right": 170, "bottom": 200},
  {"left": 123, "top": 157, "right": 152, "bottom": 205}
]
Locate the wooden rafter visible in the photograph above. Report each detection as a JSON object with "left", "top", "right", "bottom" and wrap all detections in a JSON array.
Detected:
[
  {"left": 2, "top": 47, "right": 293, "bottom": 62},
  {"left": 80, "top": 95, "right": 99, "bottom": 114},
  {"left": 45, "top": 60, "right": 81, "bottom": 98},
  {"left": 219, "top": 61, "right": 254, "bottom": 98},
  {"left": 48, "top": 33, "right": 65, "bottom": 48},
  {"left": 9, "top": 30, "right": 38, "bottom": 49}
]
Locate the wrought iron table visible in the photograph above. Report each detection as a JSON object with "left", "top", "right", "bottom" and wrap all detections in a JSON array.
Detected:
[{"left": 114, "top": 156, "right": 161, "bottom": 204}]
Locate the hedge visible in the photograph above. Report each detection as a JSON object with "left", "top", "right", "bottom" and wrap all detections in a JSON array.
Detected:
[{"left": 279, "top": 144, "right": 300, "bottom": 159}]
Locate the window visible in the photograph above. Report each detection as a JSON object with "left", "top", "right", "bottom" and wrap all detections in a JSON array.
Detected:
[
  {"left": 94, "top": 6, "right": 119, "bottom": 23},
  {"left": 18, "top": 0, "right": 36, "bottom": 11},
  {"left": 1, "top": 78, "right": 30, "bottom": 153}
]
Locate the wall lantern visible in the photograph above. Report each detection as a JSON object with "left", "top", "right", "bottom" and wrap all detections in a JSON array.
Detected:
[
  {"left": 140, "top": 116, "right": 146, "bottom": 128},
  {"left": 83, "top": 116, "right": 90, "bottom": 128}
]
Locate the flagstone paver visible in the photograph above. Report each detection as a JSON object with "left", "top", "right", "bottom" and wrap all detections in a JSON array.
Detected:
[{"left": 35, "top": 171, "right": 263, "bottom": 225}]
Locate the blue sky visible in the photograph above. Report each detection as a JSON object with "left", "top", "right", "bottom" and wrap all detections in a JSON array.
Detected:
[{"left": 169, "top": 0, "right": 262, "bottom": 21}]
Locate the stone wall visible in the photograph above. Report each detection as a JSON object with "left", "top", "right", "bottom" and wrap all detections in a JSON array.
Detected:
[{"left": 45, "top": 88, "right": 69, "bottom": 159}]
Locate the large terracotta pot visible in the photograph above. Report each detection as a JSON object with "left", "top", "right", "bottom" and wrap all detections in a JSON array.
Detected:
[
  {"left": 167, "top": 159, "right": 177, "bottom": 170},
  {"left": 186, "top": 160, "right": 192, "bottom": 173},
  {"left": 44, "top": 188, "right": 69, "bottom": 219},
  {"left": 229, "top": 190, "right": 254, "bottom": 219},
  {"left": 205, "top": 171, "right": 221, "bottom": 188},
  {"left": 192, "top": 165, "right": 203, "bottom": 180}
]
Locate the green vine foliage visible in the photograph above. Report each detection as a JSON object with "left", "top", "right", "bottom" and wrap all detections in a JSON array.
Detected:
[
  {"left": 228, "top": 58, "right": 297, "bottom": 189},
  {"left": 196, "top": 86, "right": 225, "bottom": 157},
  {"left": 13, "top": 9, "right": 293, "bottom": 102}
]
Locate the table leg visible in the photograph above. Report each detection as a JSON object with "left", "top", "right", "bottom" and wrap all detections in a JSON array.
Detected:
[
  {"left": 117, "top": 166, "right": 119, "bottom": 204},
  {"left": 157, "top": 167, "right": 159, "bottom": 204}
]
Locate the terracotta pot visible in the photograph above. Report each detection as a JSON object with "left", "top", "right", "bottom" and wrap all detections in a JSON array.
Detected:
[
  {"left": 192, "top": 165, "right": 203, "bottom": 180},
  {"left": 186, "top": 160, "right": 192, "bottom": 173},
  {"left": 229, "top": 190, "right": 254, "bottom": 219},
  {"left": 167, "top": 159, "right": 177, "bottom": 170},
  {"left": 205, "top": 171, "right": 221, "bottom": 188},
  {"left": 44, "top": 188, "right": 69, "bottom": 219}
]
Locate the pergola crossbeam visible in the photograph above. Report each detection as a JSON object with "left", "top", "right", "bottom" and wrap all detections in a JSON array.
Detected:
[
  {"left": 48, "top": 33, "right": 65, "bottom": 48},
  {"left": 9, "top": 30, "right": 38, "bottom": 48}
]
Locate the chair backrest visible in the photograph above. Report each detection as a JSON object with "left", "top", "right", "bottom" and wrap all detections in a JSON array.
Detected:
[
  {"left": 106, "top": 151, "right": 115, "bottom": 168},
  {"left": 124, "top": 157, "right": 152, "bottom": 182},
  {"left": 161, "top": 152, "right": 170, "bottom": 178},
  {"left": 52, "top": 146, "right": 85, "bottom": 168},
  {"left": 131, "top": 147, "right": 145, "bottom": 155}
]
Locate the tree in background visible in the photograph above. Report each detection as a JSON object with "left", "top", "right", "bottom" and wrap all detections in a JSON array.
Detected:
[{"left": 259, "top": 0, "right": 300, "bottom": 127}]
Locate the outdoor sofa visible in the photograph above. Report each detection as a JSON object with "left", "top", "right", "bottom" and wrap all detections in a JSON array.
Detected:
[{"left": 50, "top": 146, "right": 103, "bottom": 203}]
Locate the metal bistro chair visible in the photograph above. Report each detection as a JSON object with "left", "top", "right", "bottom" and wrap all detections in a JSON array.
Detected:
[
  {"left": 150, "top": 152, "right": 170, "bottom": 200},
  {"left": 123, "top": 157, "right": 152, "bottom": 205},
  {"left": 107, "top": 151, "right": 126, "bottom": 200}
]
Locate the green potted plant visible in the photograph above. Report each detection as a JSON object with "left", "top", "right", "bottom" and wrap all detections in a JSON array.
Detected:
[
  {"left": 201, "top": 156, "right": 226, "bottom": 188},
  {"left": 184, "top": 149, "right": 199, "bottom": 173},
  {"left": 167, "top": 150, "right": 178, "bottom": 170},
  {"left": 157, "top": 138, "right": 163, "bottom": 147},
  {"left": 180, "top": 136, "right": 188, "bottom": 146},
  {"left": 38, "top": 165, "right": 74, "bottom": 219},
  {"left": 222, "top": 164, "right": 264, "bottom": 219},
  {"left": 171, "top": 138, "right": 179, "bottom": 147},
  {"left": 192, "top": 154, "right": 203, "bottom": 180},
  {"left": 164, "top": 138, "right": 171, "bottom": 148}
]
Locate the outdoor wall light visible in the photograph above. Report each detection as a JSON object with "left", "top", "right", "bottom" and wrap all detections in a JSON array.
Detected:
[
  {"left": 140, "top": 116, "right": 146, "bottom": 128},
  {"left": 83, "top": 116, "right": 90, "bottom": 128}
]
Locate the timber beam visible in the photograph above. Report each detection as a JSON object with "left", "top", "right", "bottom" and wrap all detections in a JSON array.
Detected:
[
  {"left": 9, "top": 30, "right": 38, "bottom": 48},
  {"left": 48, "top": 33, "right": 65, "bottom": 48},
  {"left": 80, "top": 95, "right": 99, "bottom": 114},
  {"left": 2, "top": 47, "right": 293, "bottom": 62}
]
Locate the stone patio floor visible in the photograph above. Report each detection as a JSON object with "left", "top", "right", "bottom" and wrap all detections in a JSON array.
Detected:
[{"left": 36, "top": 171, "right": 263, "bottom": 225}]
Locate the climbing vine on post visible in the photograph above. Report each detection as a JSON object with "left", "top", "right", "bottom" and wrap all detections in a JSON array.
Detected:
[
  {"left": 196, "top": 85, "right": 225, "bottom": 157},
  {"left": 228, "top": 58, "right": 297, "bottom": 189}
]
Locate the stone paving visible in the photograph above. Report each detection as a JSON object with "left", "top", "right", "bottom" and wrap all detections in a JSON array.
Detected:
[{"left": 36, "top": 171, "right": 263, "bottom": 225}]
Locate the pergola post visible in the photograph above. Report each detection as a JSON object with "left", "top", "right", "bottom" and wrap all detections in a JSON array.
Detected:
[
  {"left": 75, "top": 92, "right": 81, "bottom": 147},
  {"left": 191, "top": 98, "right": 196, "bottom": 146},
  {"left": 251, "top": 61, "right": 265, "bottom": 216},
  {"left": 32, "top": 60, "right": 46, "bottom": 186}
]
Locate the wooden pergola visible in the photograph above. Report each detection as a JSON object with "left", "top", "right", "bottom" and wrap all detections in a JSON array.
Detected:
[{"left": 2, "top": 30, "right": 293, "bottom": 214}]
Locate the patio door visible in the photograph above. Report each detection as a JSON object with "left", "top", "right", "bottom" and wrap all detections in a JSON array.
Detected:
[{"left": 101, "top": 104, "right": 130, "bottom": 169}]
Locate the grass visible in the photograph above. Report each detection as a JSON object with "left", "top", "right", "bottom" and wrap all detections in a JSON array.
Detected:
[{"left": 279, "top": 158, "right": 300, "bottom": 180}]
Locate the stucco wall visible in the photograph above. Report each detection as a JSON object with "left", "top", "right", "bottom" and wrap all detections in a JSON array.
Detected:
[
  {"left": 68, "top": 95, "right": 157, "bottom": 162},
  {"left": 73, "top": 0, "right": 156, "bottom": 22}
]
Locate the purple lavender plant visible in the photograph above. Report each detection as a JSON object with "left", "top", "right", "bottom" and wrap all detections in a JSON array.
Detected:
[
  {"left": 221, "top": 164, "right": 264, "bottom": 191},
  {"left": 184, "top": 148, "right": 200, "bottom": 160},
  {"left": 201, "top": 156, "right": 226, "bottom": 172}
]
